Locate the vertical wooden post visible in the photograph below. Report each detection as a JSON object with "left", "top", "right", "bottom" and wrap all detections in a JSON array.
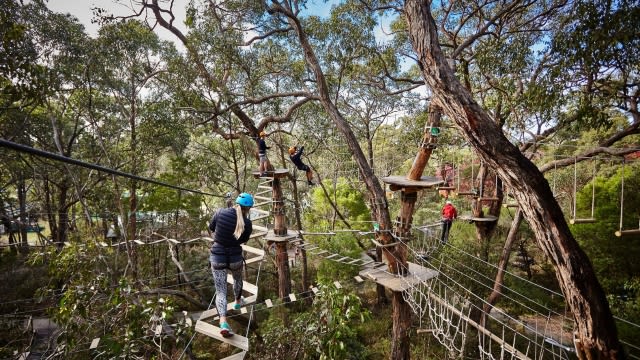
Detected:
[
  {"left": 391, "top": 291, "right": 412, "bottom": 360},
  {"left": 408, "top": 106, "right": 441, "bottom": 181},
  {"left": 276, "top": 241, "right": 291, "bottom": 299},
  {"left": 269, "top": 173, "right": 291, "bottom": 299},
  {"left": 272, "top": 178, "right": 287, "bottom": 235}
]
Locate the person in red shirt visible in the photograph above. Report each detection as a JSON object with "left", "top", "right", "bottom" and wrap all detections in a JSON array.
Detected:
[{"left": 441, "top": 200, "right": 457, "bottom": 243}]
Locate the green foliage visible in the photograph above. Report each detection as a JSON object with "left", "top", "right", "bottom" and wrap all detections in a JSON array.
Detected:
[
  {"left": 257, "top": 281, "right": 370, "bottom": 360},
  {"left": 306, "top": 178, "right": 370, "bottom": 231},
  {"left": 573, "top": 162, "right": 640, "bottom": 291}
]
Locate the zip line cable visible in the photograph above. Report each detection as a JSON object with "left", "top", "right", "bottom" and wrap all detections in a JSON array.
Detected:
[{"left": 0, "top": 138, "right": 221, "bottom": 198}]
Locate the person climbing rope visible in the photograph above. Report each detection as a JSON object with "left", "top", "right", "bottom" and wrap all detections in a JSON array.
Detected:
[
  {"left": 288, "top": 146, "right": 315, "bottom": 185},
  {"left": 208, "top": 193, "right": 254, "bottom": 338},
  {"left": 256, "top": 131, "right": 271, "bottom": 177},
  {"left": 441, "top": 200, "right": 457, "bottom": 243}
]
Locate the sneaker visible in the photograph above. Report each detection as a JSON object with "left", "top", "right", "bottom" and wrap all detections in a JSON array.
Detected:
[
  {"left": 220, "top": 322, "right": 234, "bottom": 338},
  {"left": 233, "top": 298, "right": 244, "bottom": 310}
]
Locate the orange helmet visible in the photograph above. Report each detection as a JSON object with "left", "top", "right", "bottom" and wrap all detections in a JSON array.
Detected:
[
  {"left": 259, "top": 131, "right": 267, "bottom": 137},
  {"left": 288, "top": 146, "right": 296, "bottom": 155}
]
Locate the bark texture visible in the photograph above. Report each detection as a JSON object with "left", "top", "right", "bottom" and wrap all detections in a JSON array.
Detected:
[{"left": 404, "top": 1, "right": 623, "bottom": 358}]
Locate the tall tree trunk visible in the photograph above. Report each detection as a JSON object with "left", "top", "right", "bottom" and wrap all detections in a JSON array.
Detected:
[
  {"left": 128, "top": 76, "right": 139, "bottom": 281},
  {"left": 392, "top": 291, "right": 411, "bottom": 360},
  {"left": 388, "top": 105, "right": 441, "bottom": 359},
  {"left": 288, "top": 175, "right": 309, "bottom": 292},
  {"left": 17, "top": 175, "right": 28, "bottom": 253},
  {"left": 271, "top": 2, "right": 396, "bottom": 269},
  {"left": 404, "top": 1, "right": 624, "bottom": 357},
  {"left": 56, "top": 183, "right": 69, "bottom": 250}
]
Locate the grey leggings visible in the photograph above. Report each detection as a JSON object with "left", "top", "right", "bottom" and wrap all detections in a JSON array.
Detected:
[{"left": 210, "top": 259, "right": 243, "bottom": 317}]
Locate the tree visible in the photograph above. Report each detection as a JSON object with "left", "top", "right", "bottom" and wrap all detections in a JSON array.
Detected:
[{"left": 403, "top": 0, "right": 624, "bottom": 357}]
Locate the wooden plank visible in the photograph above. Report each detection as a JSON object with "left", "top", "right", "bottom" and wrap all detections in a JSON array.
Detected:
[
  {"left": 242, "top": 245, "right": 265, "bottom": 256},
  {"left": 251, "top": 208, "right": 270, "bottom": 215},
  {"left": 358, "top": 262, "right": 438, "bottom": 292},
  {"left": 569, "top": 218, "right": 596, "bottom": 224},
  {"left": 381, "top": 175, "right": 443, "bottom": 188},
  {"left": 227, "top": 274, "right": 258, "bottom": 295},
  {"left": 254, "top": 195, "right": 271, "bottom": 201},
  {"left": 198, "top": 308, "right": 219, "bottom": 321},
  {"left": 194, "top": 321, "right": 249, "bottom": 350},
  {"left": 222, "top": 351, "right": 246, "bottom": 360},
  {"left": 265, "top": 299, "right": 273, "bottom": 308},
  {"left": 244, "top": 256, "right": 264, "bottom": 265},
  {"left": 252, "top": 225, "right": 269, "bottom": 232},
  {"left": 458, "top": 215, "right": 498, "bottom": 222},
  {"left": 615, "top": 229, "right": 640, "bottom": 237},
  {"left": 252, "top": 168, "right": 289, "bottom": 179},
  {"left": 249, "top": 231, "right": 268, "bottom": 239},
  {"left": 264, "top": 230, "right": 299, "bottom": 242}
]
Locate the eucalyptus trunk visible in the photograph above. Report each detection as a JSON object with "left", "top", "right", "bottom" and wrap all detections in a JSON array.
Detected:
[{"left": 404, "top": 1, "right": 623, "bottom": 357}]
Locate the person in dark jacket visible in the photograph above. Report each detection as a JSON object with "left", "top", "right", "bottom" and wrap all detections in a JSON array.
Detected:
[
  {"left": 440, "top": 200, "right": 457, "bottom": 243},
  {"left": 256, "top": 131, "right": 271, "bottom": 176},
  {"left": 288, "top": 146, "right": 314, "bottom": 185},
  {"left": 209, "top": 192, "right": 254, "bottom": 338}
]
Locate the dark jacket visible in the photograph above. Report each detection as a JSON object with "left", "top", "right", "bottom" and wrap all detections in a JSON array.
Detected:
[
  {"left": 209, "top": 207, "right": 253, "bottom": 264},
  {"left": 290, "top": 146, "right": 307, "bottom": 169},
  {"left": 257, "top": 138, "right": 269, "bottom": 155}
]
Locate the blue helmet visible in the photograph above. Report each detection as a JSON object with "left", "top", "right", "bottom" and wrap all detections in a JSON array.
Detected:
[{"left": 236, "top": 193, "right": 254, "bottom": 207}]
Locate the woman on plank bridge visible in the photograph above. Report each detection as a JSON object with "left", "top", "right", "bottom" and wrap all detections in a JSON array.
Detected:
[{"left": 209, "top": 193, "right": 254, "bottom": 338}]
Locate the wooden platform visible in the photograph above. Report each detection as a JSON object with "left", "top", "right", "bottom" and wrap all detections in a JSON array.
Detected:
[
  {"left": 264, "top": 229, "right": 299, "bottom": 242},
  {"left": 359, "top": 261, "right": 438, "bottom": 292},
  {"left": 252, "top": 168, "right": 289, "bottom": 179},
  {"left": 381, "top": 175, "right": 444, "bottom": 192},
  {"left": 458, "top": 215, "right": 498, "bottom": 222},
  {"left": 194, "top": 321, "right": 249, "bottom": 350}
]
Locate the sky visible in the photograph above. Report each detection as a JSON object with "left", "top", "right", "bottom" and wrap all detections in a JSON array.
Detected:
[
  {"left": 45, "top": 0, "right": 335, "bottom": 39},
  {"left": 45, "top": 0, "right": 189, "bottom": 40},
  {"left": 45, "top": 0, "right": 391, "bottom": 46}
]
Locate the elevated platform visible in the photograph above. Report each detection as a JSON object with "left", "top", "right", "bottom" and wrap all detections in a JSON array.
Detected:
[
  {"left": 359, "top": 261, "right": 438, "bottom": 292},
  {"left": 458, "top": 214, "right": 498, "bottom": 222},
  {"left": 264, "top": 229, "right": 299, "bottom": 243},
  {"left": 381, "top": 175, "right": 444, "bottom": 192},
  {"left": 252, "top": 168, "right": 289, "bottom": 179}
]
